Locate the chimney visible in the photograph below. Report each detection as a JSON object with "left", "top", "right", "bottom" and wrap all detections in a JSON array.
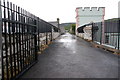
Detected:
[
  {"left": 57, "top": 18, "right": 60, "bottom": 32},
  {"left": 57, "top": 18, "right": 59, "bottom": 26}
]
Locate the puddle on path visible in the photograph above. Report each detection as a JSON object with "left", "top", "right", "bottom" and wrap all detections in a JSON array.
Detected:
[{"left": 58, "top": 33, "right": 76, "bottom": 43}]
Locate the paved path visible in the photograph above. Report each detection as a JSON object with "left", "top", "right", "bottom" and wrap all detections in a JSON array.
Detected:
[{"left": 21, "top": 33, "right": 119, "bottom": 78}]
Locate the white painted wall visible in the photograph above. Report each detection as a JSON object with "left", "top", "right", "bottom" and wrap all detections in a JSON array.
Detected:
[
  {"left": 83, "top": 25, "right": 92, "bottom": 40},
  {"left": 52, "top": 32, "right": 60, "bottom": 39},
  {"left": 76, "top": 7, "right": 105, "bottom": 36}
]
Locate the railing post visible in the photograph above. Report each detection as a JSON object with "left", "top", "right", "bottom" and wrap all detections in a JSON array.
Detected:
[
  {"left": 34, "top": 32, "right": 38, "bottom": 61},
  {"left": 118, "top": 19, "right": 120, "bottom": 50},
  {"left": 92, "top": 23, "right": 94, "bottom": 42},
  {"left": 34, "top": 20, "right": 38, "bottom": 61},
  {"left": 46, "top": 32, "right": 48, "bottom": 45},
  {"left": 51, "top": 27, "right": 53, "bottom": 41},
  {"left": 37, "top": 17, "right": 40, "bottom": 51},
  {"left": 102, "top": 20, "right": 105, "bottom": 44},
  {"left": 0, "top": 0, "right": 2, "bottom": 79},
  {"left": 100, "top": 22, "right": 102, "bottom": 45}
]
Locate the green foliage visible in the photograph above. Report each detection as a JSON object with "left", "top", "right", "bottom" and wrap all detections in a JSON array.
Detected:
[
  {"left": 64, "top": 26, "right": 71, "bottom": 31},
  {"left": 64, "top": 24, "right": 76, "bottom": 34},
  {"left": 70, "top": 24, "right": 76, "bottom": 34}
]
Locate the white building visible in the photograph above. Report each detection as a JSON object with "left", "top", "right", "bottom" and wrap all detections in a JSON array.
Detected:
[{"left": 75, "top": 7, "right": 105, "bottom": 38}]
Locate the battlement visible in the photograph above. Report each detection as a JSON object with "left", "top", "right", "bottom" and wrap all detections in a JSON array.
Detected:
[
  {"left": 76, "top": 7, "right": 105, "bottom": 11},
  {"left": 76, "top": 7, "right": 105, "bottom": 16}
]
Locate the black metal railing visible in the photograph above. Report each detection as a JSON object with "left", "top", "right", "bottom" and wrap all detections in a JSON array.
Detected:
[
  {"left": 93, "top": 19, "right": 120, "bottom": 50},
  {"left": 92, "top": 22, "right": 102, "bottom": 44},
  {"left": 0, "top": 0, "right": 59, "bottom": 79},
  {"left": 1, "top": 0, "right": 38, "bottom": 79}
]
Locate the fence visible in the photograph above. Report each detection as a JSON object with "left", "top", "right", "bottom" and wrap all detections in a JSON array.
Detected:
[
  {"left": 92, "top": 22, "right": 102, "bottom": 44},
  {"left": 93, "top": 19, "right": 120, "bottom": 50},
  {"left": 0, "top": 0, "right": 60, "bottom": 79}
]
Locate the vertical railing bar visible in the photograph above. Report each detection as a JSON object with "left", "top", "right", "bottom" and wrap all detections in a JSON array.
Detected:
[
  {"left": 31, "top": 14, "right": 36, "bottom": 62},
  {"left": 34, "top": 19, "right": 37, "bottom": 61},
  {"left": 32, "top": 16, "right": 34, "bottom": 62},
  {"left": 109, "top": 21, "right": 110, "bottom": 45},
  {"left": 100, "top": 22, "right": 102, "bottom": 44},
  {"left": 109, "top": 21, "right": 111, "bottom": 45},
  {"left": 118, "top": 19, "right": 120, "bottom": 50},
  {"left": 107, "top": 21, "right": 109, "bottom": 45},
  {"left": 12, "top": 3, "right": 17, "bottom": 77},
  {"left": 30, "top": 14, "right": 32, "bottom": 62},
  {"left": 0, "top": 0, "right": 3, "bottom": 79},
  {"left": 27, "top": 14, "right": 30, "bottom": 63},
  {"left": 36, "top": 17, "right": 38, "bottom": 60},
  {"left": 23, "top": 9, "right": 27, "bottom": 68},
  {"left": 27, "top": 14, "right": 30, "bottom": 65},
  {"left": 18, "top": 6, "right": 22, "bottom": 72},
  {"left": 25, "top": 11, "right": 29, "bottom": 66},
  {"left": 10, "top": 2, "right": 14, "bottom": 78},
  {"left": 3, "top": 0, "right": 9, "bottom": 79},
  {"left": 29, "top": 13, "right": 34, "bottom": 62},
  {"left": 1, "top": 0, "right": 4, "bottom": 79},
  {"left": 15, "top": 5, "right": 20, "bottom": 74},
  {"left": 51, "top": 26, "right": 53, "bottom": 41},
  {"left": 20, "top": 8, "right": 24, "bottom": 70},
  {"left": 32, "top": 17, "right": 34, "bottom": 61},
  {"left": 7, "top": 1, "right": 13, "bottom": 78},
  {"left": 92, "top": 22, "right": 94, "bottom": 41},
  {"left": 23, "top": 9, "right": 25, "bottom": 67},
  {"left": 46, "top": 25, "right": 48, "bottom": 45},
  {"left": 109, "top": 21, "right": 113, "bottom": 45},
  {"left": 21, "top": 8, "right": 25, "bottom": 69},
  {"left": 104, "top": 21, "right": 106, "bottom": 44},
  {"left": 28, "top": 13, "right": 31, "bottom": 64},
  {"left": 31, "top": 19, "right": 33, "bottom": 63},
  {"left": 113, "top": 21, "right": 115, "bottom": 47},
  {"left": 26, "top": 10, "right": 29, "bottom": 66},
  {"left": 112, "top": 21, "right": 115, "bottom": 47},
  {"left": 107, "top": 21, "right": 108, "bottom": 44},
  {"left": 115, "top": 20, "right": 118, "bottom": 49},
  {"left": 37, "top": 18, "right": 40, "bottom": 52}
]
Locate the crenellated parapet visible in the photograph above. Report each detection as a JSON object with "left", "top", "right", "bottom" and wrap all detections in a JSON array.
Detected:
[{"left": 76, "top": 7, "right": 105, "bottom": 16}]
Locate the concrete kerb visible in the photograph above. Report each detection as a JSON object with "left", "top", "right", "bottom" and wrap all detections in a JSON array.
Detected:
[
  {"left": 90, "top": 42, "right": 120, "bottom": 55},
  {"left": 76, "top": 36, "right": 120, "bottom": 55}
]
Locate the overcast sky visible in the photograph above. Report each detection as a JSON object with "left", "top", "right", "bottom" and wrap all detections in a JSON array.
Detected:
[{"left": 8, "top": 0, "right": 119, "bottom": 23}]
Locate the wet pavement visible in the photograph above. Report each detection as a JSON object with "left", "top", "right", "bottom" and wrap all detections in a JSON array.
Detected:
[{"left": 21, "top": 33, "right": 119, "bottom": 78}]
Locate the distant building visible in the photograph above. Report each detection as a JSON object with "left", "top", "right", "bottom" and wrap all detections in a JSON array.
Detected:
[
  {"left": 49, "top": 18, "right": 60, "bottom": 32},
  {"left": 49, "top": 18, "right": 59, "bottom": 28},
  {"left": 59, "top": 24, "right": 66, "bottom": 34},
  {"left": 75, "top": 7, "right": 105, "bottom": 36}
]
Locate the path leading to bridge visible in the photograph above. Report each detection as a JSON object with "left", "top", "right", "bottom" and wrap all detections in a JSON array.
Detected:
[{"left": 21, "top": 33, "right": 119, "bottom": 78}]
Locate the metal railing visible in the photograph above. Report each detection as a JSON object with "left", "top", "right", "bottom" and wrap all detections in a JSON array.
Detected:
[
  {"left": 0, "top": 0, "right": 59, "bottom": 79},
  {"left": 93, "top": 19, "right": 120, "bottom": 50}
]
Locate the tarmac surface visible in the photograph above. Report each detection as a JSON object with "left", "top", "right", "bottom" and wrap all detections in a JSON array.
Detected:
[{"left": 21, "top": 33, "right": 119, "bottom": 78}]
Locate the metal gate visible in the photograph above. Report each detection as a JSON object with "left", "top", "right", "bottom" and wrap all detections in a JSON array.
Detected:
[
  {"left": 0, "top": 0, "right": 38, "bottom": 79},
  {"left": 0, "top": 0, "right": 60, "bottom": 79}
]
